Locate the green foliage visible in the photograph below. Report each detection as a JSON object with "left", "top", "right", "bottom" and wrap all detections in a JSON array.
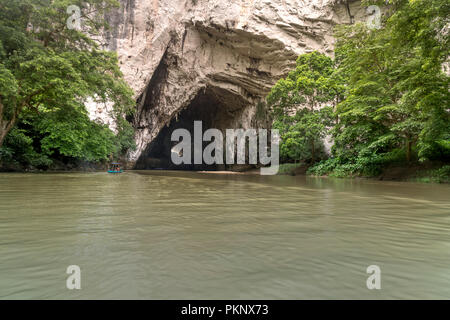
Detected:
[
  {"left": 306, "top": 0, "right": 450, "bottom": 178},
  {"left": 115, "top": 117, "right": 137, "bottom": 156},
  {"left": 268, "top": 52, "right": 340, "bottom": 164},
  {"left": 36, "top": 106, "right": 117, "bottom": 161},
  {"left": 307, "top": 158, "right": 341, "bottom": 176},
  {"left": 433, "top": 166, "right": 450, "bottom": 183},
  {"left": 0, "top": 0, "right": 136, "bottom": 169},
  {"left": 0, "top": 127, "right": 52, "bottom": 168}
]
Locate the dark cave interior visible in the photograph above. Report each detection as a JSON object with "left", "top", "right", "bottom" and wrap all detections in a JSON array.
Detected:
[{"left": 135, "top": 86, "right": 248, "bottom": 171}]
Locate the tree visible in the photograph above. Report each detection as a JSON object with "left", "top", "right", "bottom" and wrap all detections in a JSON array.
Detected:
[
  {"left": 265, "top": 1, "right": 449, "bottom": 177},
  {"left": 387, "top": 0, "right": 450, "bottom": 161},
  {"left": 0, "top": 0, "right": 134, "bottom": 153},
  {"left": 332, "top": 0, "right": 449, "bottom": 166},
  {"left": 267, "top": 52, "right": 341, "bottom": 163}
]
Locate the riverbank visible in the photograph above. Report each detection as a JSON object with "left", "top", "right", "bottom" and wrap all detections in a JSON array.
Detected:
[
  {"left": 2, "top": 161, "right": 449, "bottom": 184},
  {"left": 0, "top": 160, "right": 108, "bottom": 173},
  {"left": 277, "top": 162, "right": 450, "bottom": 184}
]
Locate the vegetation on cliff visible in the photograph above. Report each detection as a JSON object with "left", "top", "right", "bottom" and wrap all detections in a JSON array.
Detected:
[
  {"left": 268, "top": 0, "right": 449, "bottom": 181},
  {"left": 0, "top": 0, "right": 135, "bottom": 170}
]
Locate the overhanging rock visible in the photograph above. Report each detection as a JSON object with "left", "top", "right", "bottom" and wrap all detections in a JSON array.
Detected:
[{"left": 100, "top": 0, "right": 368, "bottom": 166}]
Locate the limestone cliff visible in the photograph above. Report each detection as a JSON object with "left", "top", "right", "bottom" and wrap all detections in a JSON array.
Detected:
[{"left": 100, "top": 0, "right": 368, "bottom": 167}]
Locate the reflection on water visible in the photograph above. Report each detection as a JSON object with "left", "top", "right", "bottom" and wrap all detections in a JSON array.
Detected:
[{"left": 0, "top": 171, "right": 449, "bottom": 299}]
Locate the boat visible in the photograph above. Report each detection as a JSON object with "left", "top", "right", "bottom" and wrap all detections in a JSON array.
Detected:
[{"left": 108, "top": 163, "right": 123, "bottom": 174}]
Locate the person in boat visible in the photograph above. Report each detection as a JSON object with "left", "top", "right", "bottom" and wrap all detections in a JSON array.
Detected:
[{"left": 110, "top": 163, "right": 121, "bottom": 172}]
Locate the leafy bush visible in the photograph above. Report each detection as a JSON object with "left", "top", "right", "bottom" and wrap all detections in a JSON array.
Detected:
[
  {"left": 308, "top": 158, "right": 340, "bottom": 176},
  {"left": 0, "top": 127, "right": 52, "bottom": 168},
  {"left": 433, "top": 165, "right": 450, "bottom": 183},
  {"left": 1, "top": 108, "right": 136, "bottom": 170}
]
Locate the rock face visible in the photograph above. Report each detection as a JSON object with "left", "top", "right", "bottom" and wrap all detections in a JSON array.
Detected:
[{"left": 102, "top": 0, "right": 367, "bottom": 168}]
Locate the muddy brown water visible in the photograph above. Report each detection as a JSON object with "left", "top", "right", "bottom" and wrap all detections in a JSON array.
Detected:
[{"left": 0, "top": 171, "right": 449, "bottom": 299}]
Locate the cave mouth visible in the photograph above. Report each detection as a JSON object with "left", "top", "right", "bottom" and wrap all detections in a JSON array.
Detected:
[{"left": 136, "top": 86, "right": 247, "bottom": 170}]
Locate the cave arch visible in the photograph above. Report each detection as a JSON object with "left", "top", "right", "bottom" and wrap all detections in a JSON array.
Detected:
[{"left": 135, "top": 86, "right": 249, "bottom": 170}]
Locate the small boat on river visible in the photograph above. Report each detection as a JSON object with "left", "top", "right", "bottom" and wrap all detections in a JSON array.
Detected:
[{"left": 108, "top": 163, "right": 123, "bottom": 174}]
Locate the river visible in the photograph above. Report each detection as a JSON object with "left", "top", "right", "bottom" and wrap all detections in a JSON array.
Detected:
[{"left": 0, "top": 171, "right": 449, "bottom": 299}]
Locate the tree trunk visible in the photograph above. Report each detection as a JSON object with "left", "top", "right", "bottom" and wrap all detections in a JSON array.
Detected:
[
  {"left": 0, "top": 98, "right": 18, "bottom": 148},
  {"left": 0, "top": 123, "right": 9, "bottom": 148},
  {"left": 0, "top": 128, "right": 7, "bottom": 148},
  {"left": 311, "top": 139, "right": 315, "bottom": 164},
  {"left": 406, "top": 138, "right": 411, "bottom": 163},
  {"left": 0, "top": 118, "right": 15, "bottom": 148}
]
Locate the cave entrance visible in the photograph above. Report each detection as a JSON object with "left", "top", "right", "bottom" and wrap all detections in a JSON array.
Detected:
[{"left": 136, "top": 87, "right": 247, "bottom": 170}]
